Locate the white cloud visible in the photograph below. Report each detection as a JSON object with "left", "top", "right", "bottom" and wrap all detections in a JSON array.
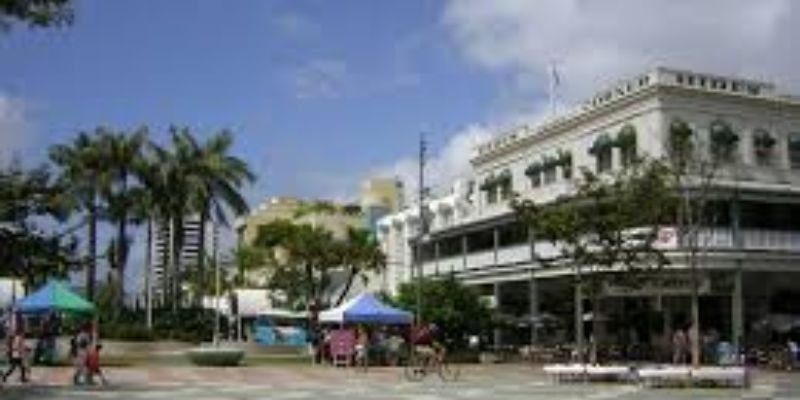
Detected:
[
  {"left": 287, "top": 59, "right": 349, "bottom": 99},
  {"left": 371, "top": 124, "right": 494, "bottom": 203},
  {"left": 272, "top": 12, "right": 319, "bottom": 37},
  {"left": 0, "top": 94, "right": 31, "bottom": 156},
  {"left": 443, "top": 0, "right": 799, "bottom": 105}
]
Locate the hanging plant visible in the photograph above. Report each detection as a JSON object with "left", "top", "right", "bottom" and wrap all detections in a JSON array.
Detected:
[
  {"left": 710, "top": 120, "right": 739, "bottom": 147},
  {"left": 709, "top": 119, "right": 739, "bottom": 161},
  {"left": 668, "top": 119, "right": 693, "bottom": 161},
  {"left": 541, "top": 155, "right": 559, "bottom": 170},
  {"left": 588, "top": 134, "right": 613, "bottom": 155},
  {"left": 496, "top": 169, "right": 512, "bottom": 183},
  {"left": 479, "top": 175, "right": 495, "bottom": 191},
  {"left": 556, "top": 149, "right": 572, "bottom": 167},
  {"left": 753, "top": 129, "right": 776, "bottom": 150},
  {"left": 525, "top": 161, "right": 543, "bottom": 177},
  {"left": 557, "top": 150, "right": 573, "bottom": 179},
  {"left": 615, "top": 125, "right": 637, "bottom": 149}
]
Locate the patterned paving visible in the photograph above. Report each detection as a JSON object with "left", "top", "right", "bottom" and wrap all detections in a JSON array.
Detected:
[{"left": 0, "top": 365, "right": 797, "bottom": 400}]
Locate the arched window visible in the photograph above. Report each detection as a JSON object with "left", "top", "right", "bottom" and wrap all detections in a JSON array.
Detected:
[
  {"left": 589, "top": 134, "right": 613, "bottom": 172},
  {"left": 788, "top": 133, "right": 800, "bottom": 170},
  {"left": 752, "top": 129, "right": 776, "bottom": 167},
  {"left": 617, "top": 125, "right": 638, "bottom": 167},
  {"left": 709, "top": 119, "right": 739, "bottom": 163},
  {"left": 525, "top": 162, "right": 542, "bottom": 188}
]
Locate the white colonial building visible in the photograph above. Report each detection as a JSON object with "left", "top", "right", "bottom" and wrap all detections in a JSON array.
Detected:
[{"left": 377, "top": 67, "right": 800, "bottom": 357}]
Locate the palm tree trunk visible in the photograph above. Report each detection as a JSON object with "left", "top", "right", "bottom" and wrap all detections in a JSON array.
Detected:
[
  {"left": 170, "top": 216, "right": 184, "bottom": 312},
  {"left": 334, "top": 266, "right": 358, "bottom": 306},
  {"left": 116, "top": 217, "right": 127, "bottom": 308},
  {"left": 145, "top": 218, "right": 153, "bottom": 329},
  {"left": 197, "top": 209, "right": 208, "bottom": 301},
  {"left": 86, "top": 200, "right": 97, "bottom": 301}
]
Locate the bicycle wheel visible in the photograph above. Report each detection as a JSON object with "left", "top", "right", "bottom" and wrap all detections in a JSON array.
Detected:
[
  {"left": 438, "top": 358, "right": 461, "bottom": 381},
  {"left": 404, "top": 354, "right": 427, "bottom": 382}
]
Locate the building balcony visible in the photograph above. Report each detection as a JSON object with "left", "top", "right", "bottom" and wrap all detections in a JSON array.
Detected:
[
  {"left": 419, "top": 229, "right": 800, "bottom": 277},
  {"left": 678, "top": 228, "right": 800, "bottom": 252}
]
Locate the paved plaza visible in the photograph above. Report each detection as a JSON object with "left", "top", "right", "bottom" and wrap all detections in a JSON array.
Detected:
[{"left": 1, "top": 365, "right": 799, "bottom": 400}]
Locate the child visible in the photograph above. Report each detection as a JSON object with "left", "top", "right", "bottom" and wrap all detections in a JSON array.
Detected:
[
  {"left": 2, "top": 330, "right": 29, "bottom": 383},
  {"left": 85, "top": 343, "right": 108, "bottom": 386}
]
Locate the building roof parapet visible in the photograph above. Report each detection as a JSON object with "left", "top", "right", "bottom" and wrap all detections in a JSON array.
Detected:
[{"left": 475, "top": 66, "right": 789, "bottom": 162}]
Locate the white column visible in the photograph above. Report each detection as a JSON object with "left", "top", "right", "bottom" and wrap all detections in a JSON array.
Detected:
[
  {"left": 732, "top": 270, "right": 744, "bottom": 352},
  {"left": 493, "top": 282, "right": 502, "bottom": 349},
  {"left": 529, "top": 276, "right": 539, "bottom": 344}
]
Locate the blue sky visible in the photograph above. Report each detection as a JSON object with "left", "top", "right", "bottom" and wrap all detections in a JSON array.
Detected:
[
  {"left": 4, "top": 0, "right": 798, "bottom": 293},
  {"left": 0, "top": 1, "right": 504, "bottom": 205}
]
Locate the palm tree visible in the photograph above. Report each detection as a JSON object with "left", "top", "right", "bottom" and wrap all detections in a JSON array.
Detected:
[
  {"left": 98, "top": 128, "right": 148, "bottom": 306},
  {"left": 333, "top": 227, "right": 386, "bottom": 306},
  {"left": 49, "top": 129, "right": 106, "bottom": 301},
  {"left": 149, "top": 128, "right": 195, "bottom": 311},
  {"left": 184, "top": 130, "right": 255, "bottom": 292}
]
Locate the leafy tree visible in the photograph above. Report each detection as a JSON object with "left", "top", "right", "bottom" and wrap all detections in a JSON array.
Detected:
[
  {"left": 98, "top": 128, "right": 148, "bottom": 306},
  {"left": 0, "top": 0, "right": 73, "bottom": 31},
  {"left": 0, "top": 161, "right": 77, "bottom": 289},
  {"left": 391, "top": 276, "right": 492, "bottom": 350},
  {"left": 49, "top": 130, "right": 107, "bottom": 300},
  {"left": 333, "top": 227, "right": 385, "bottom": 306},
  {"left": 254, "top": 219, "right": 339, "bottom": 310},
  {"left": 183, "top": 130, "right": 255, "bottom": 290},
  {"left": 512, "top": 158, "right": 674, "bottom": 363},
  {"left": 231, "top": 245, "right": 267, "bottom": 287},
  {"left": 667, "top": 118, "right": 739, "bottom": 367}
]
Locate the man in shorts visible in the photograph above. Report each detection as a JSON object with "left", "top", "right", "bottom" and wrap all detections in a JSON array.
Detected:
[{"left": 411, "top": 323, "right": 444, "bottom": 362}]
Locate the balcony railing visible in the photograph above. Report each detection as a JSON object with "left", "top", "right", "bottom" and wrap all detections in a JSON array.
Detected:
[
  {"left": 419, "top": 228, "right": 800, "bottom": 277},
  {"left": 683, "top": 228, "right": 800, "bottom": 251}
]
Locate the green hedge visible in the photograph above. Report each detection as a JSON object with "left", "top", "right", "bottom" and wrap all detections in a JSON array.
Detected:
[
  {"left": 96, "top": 308, "right": 229, "bottom": 343},
  {"left": 186, "top": 348, "right": 244, "bottom": 366}
]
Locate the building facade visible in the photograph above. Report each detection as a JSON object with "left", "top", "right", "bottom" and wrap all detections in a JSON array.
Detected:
[
  {"left": 378, "top": 67, "right": 800, "bottom": 354},
  {"left": 149, "top": 215, "right": 219, "bottom": 303}
]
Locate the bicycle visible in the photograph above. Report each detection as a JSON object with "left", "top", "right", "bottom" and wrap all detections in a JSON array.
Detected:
[{"left": 403, "top": 346, "right": 460, "bottom": 382}]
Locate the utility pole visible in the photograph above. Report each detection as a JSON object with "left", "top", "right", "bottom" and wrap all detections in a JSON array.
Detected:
[{"left": 415, "top": 133, "right": 427, "bottom": 326}]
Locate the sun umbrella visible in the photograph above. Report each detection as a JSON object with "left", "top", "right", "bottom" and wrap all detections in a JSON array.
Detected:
[{"left": 15, "top": 280, "right": 95, "bottom": 314}]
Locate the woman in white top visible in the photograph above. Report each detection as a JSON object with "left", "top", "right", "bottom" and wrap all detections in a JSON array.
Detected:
[{"left": 2, "top": 329, "right": 29, "bottom": 383}]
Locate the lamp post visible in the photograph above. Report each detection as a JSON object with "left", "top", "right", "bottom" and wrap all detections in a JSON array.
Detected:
[{"left": 415, "top": 133, "right": 427, "bottom": 326}]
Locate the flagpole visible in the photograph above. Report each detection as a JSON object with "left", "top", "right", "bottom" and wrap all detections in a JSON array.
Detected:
[{"left": 548, "top": 61, "right": 560, "bottom": 117}]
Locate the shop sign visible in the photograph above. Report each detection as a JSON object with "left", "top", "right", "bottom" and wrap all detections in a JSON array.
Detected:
[{"left": 602, "top": 275, "right": 709, "bottom": 297}]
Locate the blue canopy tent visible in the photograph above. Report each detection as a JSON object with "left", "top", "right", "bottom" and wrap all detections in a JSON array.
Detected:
[
  {"left": 318, "top": 293, "right": 412, "bottom": 325},
  {"left": 15, "top": 280, "right": 95, "bottom": 314}
]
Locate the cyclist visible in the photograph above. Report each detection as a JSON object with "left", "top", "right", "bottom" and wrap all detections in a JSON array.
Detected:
[{"left": 411, "top": 323, "right": 445, "bottom": 363}]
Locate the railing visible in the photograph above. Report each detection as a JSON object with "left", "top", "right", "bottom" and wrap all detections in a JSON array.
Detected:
[
  {"left": 419, "top": 229, "right": 800, "bottom": 277},
  {"left": 680, "top": 228, "right": 800, "bottom": 251},
  {"left": 466, "top": 250, "right": 495, "bottom": 270},
  {"left": 497, "top": 245, "right": 529, "bottom": 265}
]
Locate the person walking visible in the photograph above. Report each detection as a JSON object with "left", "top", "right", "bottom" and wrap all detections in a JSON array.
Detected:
[
  {"left": 71, "top": 324, "right": 92, "bottom": 386},
  {"left": 672, "top": 328, "right": 688, "bottom": 364},
  {"left": 2, "top": 329, "right": 29, "bottom": 384},
  {"left": 85, "top": 343, "right": 108, "bottom": 386}
]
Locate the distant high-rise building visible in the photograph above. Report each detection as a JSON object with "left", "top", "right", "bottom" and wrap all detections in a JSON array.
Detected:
[
  {"left": 149, "top": 215, "right": 218, "bottom": 303},
  {"left": 360, "top": 177, "right": 404, "bottom": 234}
]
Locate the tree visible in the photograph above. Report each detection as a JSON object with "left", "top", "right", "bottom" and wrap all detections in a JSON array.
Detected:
[
  {"left": 231, "top": 245, "right": 266, "bottom": 287},
  {"left": 49, "top": 130, "right": 106, "bottom": 301},
  {"left": 512, "top": 158, "right": 674, "bottom": 363},
  {"left": 183, "top": 130, "right": 255, "bottom": 291},
  {"left": 333, "top": 227, "right": 386, "bottom": 306},
  {"left": 98, "top": 128, "right": 148, "bottom": 306},
  {"left": 0, "top": 161, "right": 77, "bottom": 289},
  {"left": 254, "top": 219, "right": 339, "bottom": 310},
  {"left": 667, "top": 118, "right": 739, "bottom": 367},
  {"left": 392, "top": 276, "right": 492, "bottom": 350},
  {"left": 0, "top": 0, "right": 73, "bottom": 30}
]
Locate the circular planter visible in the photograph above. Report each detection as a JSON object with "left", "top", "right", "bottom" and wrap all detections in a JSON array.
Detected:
[{"left": 186, "top": 347, "right": 245, "bottom": 367}]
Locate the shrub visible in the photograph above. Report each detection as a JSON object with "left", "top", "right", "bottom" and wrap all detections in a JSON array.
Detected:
[{"left": 186, "top": 348, "right": 244, "bottom": 366}]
